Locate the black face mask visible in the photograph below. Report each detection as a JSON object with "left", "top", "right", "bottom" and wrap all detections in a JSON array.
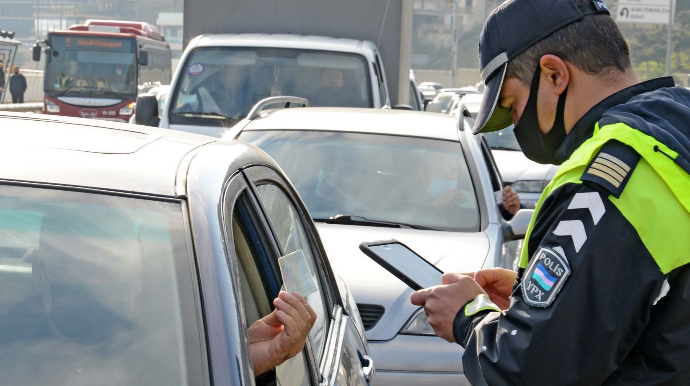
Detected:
[{"left": 513, "top": 66, "right": 568, "bottom": 165}]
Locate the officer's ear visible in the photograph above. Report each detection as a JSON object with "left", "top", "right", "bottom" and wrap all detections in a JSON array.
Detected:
[{"left": 538, "top": 55, "right": 569, "bottom": 96}]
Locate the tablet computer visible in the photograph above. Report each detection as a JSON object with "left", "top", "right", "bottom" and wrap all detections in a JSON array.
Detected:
[{"left": 359, "top": 240, "right": 444, "bottom": 290}]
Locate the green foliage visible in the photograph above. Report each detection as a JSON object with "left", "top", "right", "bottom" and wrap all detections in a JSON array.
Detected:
[{"left": 623, "top": 0, "right": 690, "bottom": 79}]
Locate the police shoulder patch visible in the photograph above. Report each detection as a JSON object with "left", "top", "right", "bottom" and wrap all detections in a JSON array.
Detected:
[
  {"left": 521, "top": 247, "right": 571, "bottom": 307},
  {"left": 581, "top": 140, "right": 641, "bottom": 198}
]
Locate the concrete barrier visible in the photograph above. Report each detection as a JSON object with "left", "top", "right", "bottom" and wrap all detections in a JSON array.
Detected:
[{"left": 0, "top": 102, "right": 43, "bottom": 113}]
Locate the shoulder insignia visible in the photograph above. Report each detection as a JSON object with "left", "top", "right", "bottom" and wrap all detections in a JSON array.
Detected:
[
  {"left": 581, "top": 140, "right": 641, "bottom": 198},
  {"left": 522, "top": 247, "right": 570, "bottom": 307}
]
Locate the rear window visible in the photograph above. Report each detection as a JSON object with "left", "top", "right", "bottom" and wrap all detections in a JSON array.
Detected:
[{"left": 0, "top": 185, "right": 204, "bottom": 385}]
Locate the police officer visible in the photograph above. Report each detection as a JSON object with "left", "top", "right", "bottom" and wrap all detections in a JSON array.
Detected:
[{"left": 411, "top": 0, "right": 690, "bottom": 384}]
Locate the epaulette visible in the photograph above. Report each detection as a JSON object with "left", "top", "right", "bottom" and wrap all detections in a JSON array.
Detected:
[{"left": 581, "top": 140, "right": 641, "bottom": 198}]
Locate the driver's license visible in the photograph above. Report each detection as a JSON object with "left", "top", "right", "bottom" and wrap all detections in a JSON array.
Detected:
[{"left": 278, "top": 249, "right": 318, "bottom": 297}]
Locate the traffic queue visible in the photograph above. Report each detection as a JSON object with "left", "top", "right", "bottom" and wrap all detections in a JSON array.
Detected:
[{"left": 1, "top": 0, "right": 689, "bottom": 384}]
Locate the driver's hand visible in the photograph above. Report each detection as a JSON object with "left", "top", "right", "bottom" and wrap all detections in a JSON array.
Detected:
[
  {"left": 502, "top": 186, "right": 521, "bottom": 215},
  {"left": 248, "top": 291, "right": 317, "bottom": 376},
  {"left": 432, "top": 189, "right": 466, "bottom": 210}
]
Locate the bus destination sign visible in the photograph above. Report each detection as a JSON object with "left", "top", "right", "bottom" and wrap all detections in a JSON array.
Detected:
[{"left": 51, "top": 35, "right": 134, "bottom": 53}]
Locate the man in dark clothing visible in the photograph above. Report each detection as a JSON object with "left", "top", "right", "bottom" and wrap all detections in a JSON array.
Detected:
[
  {"left": 411, "top": 0, "right": 690, "bottom": 384},
  {"left": 0, "top": 61, "right": 6, "bottom": 93},
  {"left": 9, "top": 67, "right": 27, "bottom": 104}
]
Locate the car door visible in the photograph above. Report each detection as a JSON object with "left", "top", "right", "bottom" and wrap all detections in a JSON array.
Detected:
[{"left": 243, "top": 165, "right": 373, "bottom": 386}]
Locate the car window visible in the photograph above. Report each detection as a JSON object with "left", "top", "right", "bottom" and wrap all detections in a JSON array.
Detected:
[
  {"left": 483, "top": 125, "right": 521, "bottom": 151},
  {"left": 229, "top": 192, "right": 312, "bottom": 386},
  {"left": 0, "top": 185, "right": 204, "bottom": 386},
  {"left": 409, "top": 82, "right": 420, "bottom": 110},
  {"left": 241, "top": 130, "right": 480, "bottom": 232},
  {"left": 254, "top": 184, "right": 329, "bottom": 365},
  {"left": 169, "top": 47, "right": 373, "bottom": 127}
]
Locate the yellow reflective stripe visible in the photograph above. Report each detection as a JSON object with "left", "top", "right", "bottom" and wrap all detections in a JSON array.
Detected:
[
  {"left": 599, "top": 153, "right": 631, "bottom": 172},
  {"left": 594, "top": 158, "right": 628, "bottom": 179},
  {"left": 464, "top": 294, "right": 501, "bottom": 317},
  {"left": 588, "top": 167, "right": 622, "bottom": 187},
  {"left": 611, "top": 158, "right": 690, "bottom": 274}
]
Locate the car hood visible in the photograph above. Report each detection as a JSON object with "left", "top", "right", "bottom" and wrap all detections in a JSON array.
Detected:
[
  {"left": 315, "top": 223, "right": 489, "bottom": 341},
  {"left": 492, "top": 150, "right": 557, "bottom": 183}
]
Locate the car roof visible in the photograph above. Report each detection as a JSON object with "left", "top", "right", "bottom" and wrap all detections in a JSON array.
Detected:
[
  {"left": 193, "top": 33, "right": 377, "bottom": 55},
  {"left": 239, "top": 107, "right": 460, "bottom": 141},
  {"left": 0, "top": 113, "right": 217, "bottom": 197}
]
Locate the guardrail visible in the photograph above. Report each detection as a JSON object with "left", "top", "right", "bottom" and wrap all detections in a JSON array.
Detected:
[{"left": 0, "top": 102, "right": 43, "bottom": 113}]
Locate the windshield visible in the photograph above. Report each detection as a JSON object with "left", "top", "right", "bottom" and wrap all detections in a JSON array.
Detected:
[
  {"left": 434, "top": 94, "right": 454, "bottom": 111},
  {"left": 0, "top": 185, "right": 203, "bottom": 385},
  {"left": 170, "top": 47, "right": 372, "bottom": 127},
  {"left": 45, "top": 35, "right": 136, "bottom": 98},
  {"left": 483, "top": 125, "right": 521, "bottom": 151},
  {"left": 240, "top": 130, "right": 480, "bottom": 232}
]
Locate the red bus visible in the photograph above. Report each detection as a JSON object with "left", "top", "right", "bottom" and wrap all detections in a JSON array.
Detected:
[{"left": 34, "top": 20, "right": 171, "bottom": 121}]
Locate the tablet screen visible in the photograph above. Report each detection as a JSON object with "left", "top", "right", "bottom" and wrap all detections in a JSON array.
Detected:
[{"left": 369, "top": 242, "right": 442, "bottom": 289}]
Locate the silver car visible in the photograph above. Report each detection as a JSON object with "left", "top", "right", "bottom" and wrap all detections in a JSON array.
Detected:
[
  {"left": 0, "top": 112, "right": 373, "bottom": 386},
  {"left": 482, "top": 126, "right": 557, "bottom": 208},
  {"left": 228, "top": 103, "right": 532, "bottom": 385}
]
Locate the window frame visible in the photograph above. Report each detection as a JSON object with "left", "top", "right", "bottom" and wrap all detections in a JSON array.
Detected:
[
  {"left": 242, "top": 165, "right": 344, "bottom": 383},
  {"left": 479, "top": 135, "right": 504, "bottom": 191}
]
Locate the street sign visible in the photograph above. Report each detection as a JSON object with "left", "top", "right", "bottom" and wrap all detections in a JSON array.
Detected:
[{"left": 617, "top": 0, "right": 672, "bottom": 24}]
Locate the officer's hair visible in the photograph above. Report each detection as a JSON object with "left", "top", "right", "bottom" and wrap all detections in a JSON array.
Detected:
[{"left": 506, "top": 0, "right": 631, "bottom": 86}]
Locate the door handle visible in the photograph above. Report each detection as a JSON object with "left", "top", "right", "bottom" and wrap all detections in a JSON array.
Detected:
[{"left": 361, "top": 355, "right": 375, "bottom": 383}]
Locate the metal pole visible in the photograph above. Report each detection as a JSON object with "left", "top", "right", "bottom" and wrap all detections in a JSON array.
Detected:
[
  {"left": 664, "top": 0, "right": 674, "bottom": 76},
  {"left": 450, "top": 0, "right": 458, "bottom": 87}
]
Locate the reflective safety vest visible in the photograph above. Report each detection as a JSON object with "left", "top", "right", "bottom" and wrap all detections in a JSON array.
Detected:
[{"left": 520, "top": 121, "right": 690, "bottom": 274}]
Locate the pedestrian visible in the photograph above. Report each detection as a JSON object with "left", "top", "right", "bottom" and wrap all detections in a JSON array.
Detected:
[
  {"left": 411, "top": 0, "right": 690, "bottom": 384},
  {"left": 0, "top": 61, "right": 6, "bottom": 94},
  {"left": 9, "top": 67, "right": 27, "bottom": 104}
]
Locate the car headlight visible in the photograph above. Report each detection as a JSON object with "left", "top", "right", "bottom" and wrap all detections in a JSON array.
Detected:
[
  {"left": 46, "top": 99, "right": 60, "bottom": 113},
  {"left": 119, "top": 103, "right": 134, "bottom": 116},
  {"left": 510, "top": 180, "right": 547, "bottom": 193},
  {"left": 400, "top": 308, "right": 435, "bottom": 336}
]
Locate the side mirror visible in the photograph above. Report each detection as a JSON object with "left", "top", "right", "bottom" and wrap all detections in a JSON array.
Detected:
[
  {"left": 139, "top": 51, "right": 148, "bottom": 66},
  {"left": 425, "top": 102, "right": 443, "bottom": 113},
  {"left": 134, "top": 95, "right": 159, "bottom": 127},
  {"left": 505, "top": 209, "right": 535, "bottom": 241},
  {"left": 32, "top": 44, "right": 41, "bottom": 62}
]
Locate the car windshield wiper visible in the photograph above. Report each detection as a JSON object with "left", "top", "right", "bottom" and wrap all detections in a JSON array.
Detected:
[
  {"left": 490, "top": 146, "right": 520, "bottom": 151},
  {"left": 314, "top": 214, "right": 441, "bottom": 231},
  {"left": 177, "top": 111, "right": 234, "bottom": 120},
  {"left": 57, "top": 86, "right": 88, "bottom": 96}
]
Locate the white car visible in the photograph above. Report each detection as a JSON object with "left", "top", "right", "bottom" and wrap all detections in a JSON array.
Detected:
[
  {"left": 482, "top": 127, "right": 557, "bottom": 208},
  {"left": 137, "top": 34, "right": 393, "bottom": 136},
  {"left": 226, "top": 101, "right": 532, "bottom": 385},
  {"left": 453, "top": 93, "right": 557, "bottom": 208}
]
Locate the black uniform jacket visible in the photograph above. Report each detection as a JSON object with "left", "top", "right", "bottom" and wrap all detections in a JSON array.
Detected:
[{"left": 453, "top": 78, "right": 690, "bottom": 386}]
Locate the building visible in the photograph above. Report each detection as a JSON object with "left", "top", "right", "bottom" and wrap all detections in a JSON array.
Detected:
[{"left": 156, "top": 12, "right": 182, "bottom": 69}]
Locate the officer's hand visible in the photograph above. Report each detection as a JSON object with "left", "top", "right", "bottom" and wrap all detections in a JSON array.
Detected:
[
  {"left": 248, "top": 291, "right": 317, "bottom": 376},
  {"left": 443, "top": 269, "right": 516, "bottom": 310},
  {"left": 502, "top": 186, "right": 521, "bottom": 215},
  {"left": 410, "top": 276, "right": 486, "bottom": 342}
]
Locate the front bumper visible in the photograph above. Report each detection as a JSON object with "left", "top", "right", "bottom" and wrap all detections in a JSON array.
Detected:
[{"left": 368, "top": 334, "right": 470, "bottom": 386}]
